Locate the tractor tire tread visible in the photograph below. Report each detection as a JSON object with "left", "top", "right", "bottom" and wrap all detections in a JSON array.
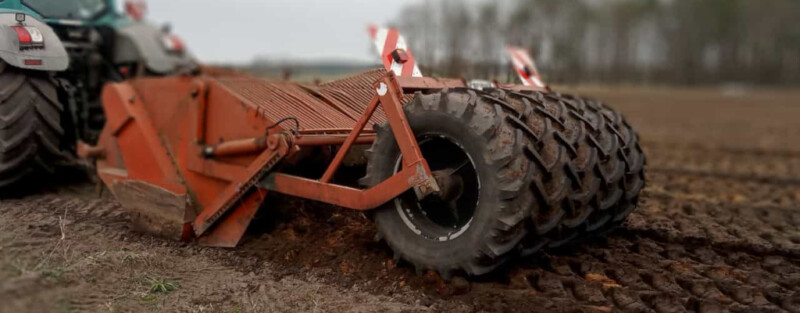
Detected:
[
  {"left": 0, "top": 67, "right": 66, "bottom": 188},
  {"left": 363, "top": 88, "right": 536, "bottom": 276},
  {"left": 491, "top": 90, "right": 643, "bottom": 254}
]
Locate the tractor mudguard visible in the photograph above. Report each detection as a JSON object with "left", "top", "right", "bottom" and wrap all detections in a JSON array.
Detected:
[
  {"left": 0, "top": 11, "right": 68, "bottom": 71},
  {"left": 113, "top": 22, "right": 196, "bottom": 75}
]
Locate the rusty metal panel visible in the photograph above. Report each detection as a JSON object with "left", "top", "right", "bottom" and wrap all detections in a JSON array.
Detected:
[
  {"left": 92, "top": 69, "right": 438, "bottom": 248},
  {"left": 321, "top": 69, "right": 417, "bottom": 125},
  {"left": 321, "top": 68, "right": 387, "bottom": 89},
  {"left": 215, "top": 70, "right": 409, "bottom": 132},
  {"left": 215, "top": 78, "right": 354, "bottom": 130}
]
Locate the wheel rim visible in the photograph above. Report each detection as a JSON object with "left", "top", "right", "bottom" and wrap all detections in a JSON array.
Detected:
[{"left": 392, "top": 133, "right": 480, "bottom": 242}]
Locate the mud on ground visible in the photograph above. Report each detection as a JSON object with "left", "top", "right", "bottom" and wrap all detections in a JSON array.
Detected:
[{"left": 1, "top": 87, "right": 799, "bottom": 313}]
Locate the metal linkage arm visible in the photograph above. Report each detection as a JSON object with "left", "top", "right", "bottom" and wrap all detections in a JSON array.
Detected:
[
  {"left": 263, "top": 73, "right": 439, "bottom": 211},
  {"left": 192, "top": 132, "right": 295, "bottom": 236}
]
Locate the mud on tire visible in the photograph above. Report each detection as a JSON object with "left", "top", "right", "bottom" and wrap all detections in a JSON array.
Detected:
[
  {"left": 488, "top": 90, "right": 645, "bottom": 254},
  {"left": 0, "top": 63, "right": 66, "bottom": 188},
  {"left": 560, "top": 94, "right": 646, "bottom": 226},
  {"left": 362, "top": 88, "right": 645, "bottom": 277},
  {"left": 361, "top": 89, "right": 535, "bottom": 276}
]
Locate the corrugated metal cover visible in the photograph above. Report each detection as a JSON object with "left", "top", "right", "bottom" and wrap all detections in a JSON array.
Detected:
[{"left": 215, "top": 69, "right": 403, "bottom": 131}]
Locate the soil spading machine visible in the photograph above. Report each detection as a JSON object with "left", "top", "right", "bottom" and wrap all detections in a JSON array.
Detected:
[{"left": 83, "top": 45, "right": 645, "bottom": 277}]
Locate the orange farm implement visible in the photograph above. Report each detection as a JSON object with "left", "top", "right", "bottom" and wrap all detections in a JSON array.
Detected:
[{"left": 85, "top": 65, "right": 645, "bottom": 276}]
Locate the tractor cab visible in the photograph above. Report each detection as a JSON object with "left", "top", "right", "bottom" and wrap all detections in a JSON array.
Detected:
[
  {"left": 18, "top": 0, "right": 192, "bottom": 75},
  {"left": 20, "top": 0, "right": 111, "bottom": 23}
]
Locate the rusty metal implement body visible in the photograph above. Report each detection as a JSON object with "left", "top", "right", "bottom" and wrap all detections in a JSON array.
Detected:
[{"left": 92, "top": 69, "right": 546, "bottom": 247}]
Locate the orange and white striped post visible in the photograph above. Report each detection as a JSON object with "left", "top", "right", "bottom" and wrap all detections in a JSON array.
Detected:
[
  {"left": 368, "top": 25, "right": 423, "bottom": 78},
  {"left": 507, "top": 46, "right": 546, "bottom": 88}
]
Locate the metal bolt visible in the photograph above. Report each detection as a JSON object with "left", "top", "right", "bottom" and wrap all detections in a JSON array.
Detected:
[{"left": 203, "top": 146, "right": 214, "bottom": 157}]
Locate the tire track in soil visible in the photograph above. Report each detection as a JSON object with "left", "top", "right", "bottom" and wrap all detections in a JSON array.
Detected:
[
  {"left": 645, "top": 142, "right": 800, "bottom": 160},
  {"left": 646, "top": 171, "right": 800, "bottom": 208},
  {"left": 644, "top": 145, "right": 800, "bottom": 186},
  {"left": 630, "top": 192, "right": 800, "bottom": 256},
  {"left": 633, "top": 171, "right": 800, "bottom": 258},
  {"left": 212, "top": 186, "right": 800, "bottom": 312},
  {"left": 2, "top": 178, "right": 800, "bottom": 312},
  {"left": 3, "top": 120, "right": 800, "bottom": 312}
]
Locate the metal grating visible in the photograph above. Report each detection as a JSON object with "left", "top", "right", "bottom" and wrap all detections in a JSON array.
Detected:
[{"left": 215, "top": 69, "right": 406, "bottom": 132}]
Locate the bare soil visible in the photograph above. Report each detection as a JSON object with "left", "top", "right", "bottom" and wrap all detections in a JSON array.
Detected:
[{"left": 1, "top": 87, "right": 799, "bottom": 312}]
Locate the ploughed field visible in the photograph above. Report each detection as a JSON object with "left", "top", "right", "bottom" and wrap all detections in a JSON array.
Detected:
[{"left": 1, "top": 87, "right": 798, "bottom": 313}]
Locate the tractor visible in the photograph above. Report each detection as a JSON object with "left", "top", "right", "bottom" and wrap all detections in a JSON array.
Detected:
[{"left": 0, "top": 0, "right": 195, "bottom": 188}]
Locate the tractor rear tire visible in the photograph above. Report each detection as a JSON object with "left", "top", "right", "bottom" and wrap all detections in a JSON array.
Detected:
[
  {"left": 362, "top": 88, "right": 561, "bottom": 276},
  {"left": 0, "top": 63, "right": 66, "bottom": 188}
]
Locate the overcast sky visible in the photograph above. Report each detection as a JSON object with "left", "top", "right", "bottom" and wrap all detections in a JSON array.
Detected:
[{"left": 145, "top": 0, "right": 422, "bottom": 64}]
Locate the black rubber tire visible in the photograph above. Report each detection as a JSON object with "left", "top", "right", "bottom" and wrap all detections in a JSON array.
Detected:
[
  {"left": 560, "top": 94, "right": 646, "bottom": 225},
  {"left": 478, "top": 90, "right": 590, "bottom": 254},
  {"left": 363, "top": 89, "right": 588, "bottom": 276},
  {"left": 490, "top": 90, "right": 645, "bottom": 253},
  {"left": 0, "top": 63, "right": 66, "bottom": 188},
  {"left": 362, "top": 89, "right": 536, "bottom": 276},
  {"left": 362, "top": 88, "right": 645, "bottom": 277}
]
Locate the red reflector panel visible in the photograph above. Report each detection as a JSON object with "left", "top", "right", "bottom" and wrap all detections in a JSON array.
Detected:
[
  {"left": 12, "top": 26, "right": 44, "bottom": 49},
  {"left": 12, "top": 26, "right": 32, "bottom": 43},
  {"left": 24, "top": 59, "right": 42, "bottom": 66},
  {"left": 523, "top": 66, "right": 533, "bottom": 78}
]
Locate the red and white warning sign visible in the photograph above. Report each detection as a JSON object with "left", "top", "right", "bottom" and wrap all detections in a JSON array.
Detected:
[
  {"left": 12, "top": 26, "right": 44, "bottom": 45},
  {"left": 368, "top": 25, "right": 422, "bottom": 77},
  {"left": 507, "top": 46, "right": 546, "bottom": 88}
]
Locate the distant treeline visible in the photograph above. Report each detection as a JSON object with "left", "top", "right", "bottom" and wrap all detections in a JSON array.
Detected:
[{"left": 393, "top": 0, "right": 800, "bottom": 86}]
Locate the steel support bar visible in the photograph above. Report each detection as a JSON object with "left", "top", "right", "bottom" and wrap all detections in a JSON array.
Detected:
[
  {"left": 377, "top": 75, "right": 430, "bottom": 174},
  {"left": 319, "top": 96, "right": 380, "bottom": 183},
  {"left": 204, "top": 134, "right": 375, "bottom": 158},
  {"left": 204, "top": 136, "right": 269, "bottom": 157},
  {"left": 295, "top": 134, "right": 375, "bottom": 146},
  {"left": 299, "top": 128, "right": 376, "bottom": 135},
  {"left": 267, "top": 73, "right": 440, "bottom": 209},
  {"left": 264, "top": 163, "right": 428, "bottom": 210}
]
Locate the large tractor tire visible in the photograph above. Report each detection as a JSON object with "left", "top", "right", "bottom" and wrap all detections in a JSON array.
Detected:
[
  {"left": 362, "top": 88, "right": 573, "bottom": 276},
  {"left": 560, "top": 94, "right": 646, "bottom": 226},
  {"left": 0, "top": 62, "right": 66, "bottom": 188},
  {"left": 362, "top": 88, "right": 645, "bottom": 277},
  {"left": 491, "top": 90, "right": 646, "bottom": 254}
]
